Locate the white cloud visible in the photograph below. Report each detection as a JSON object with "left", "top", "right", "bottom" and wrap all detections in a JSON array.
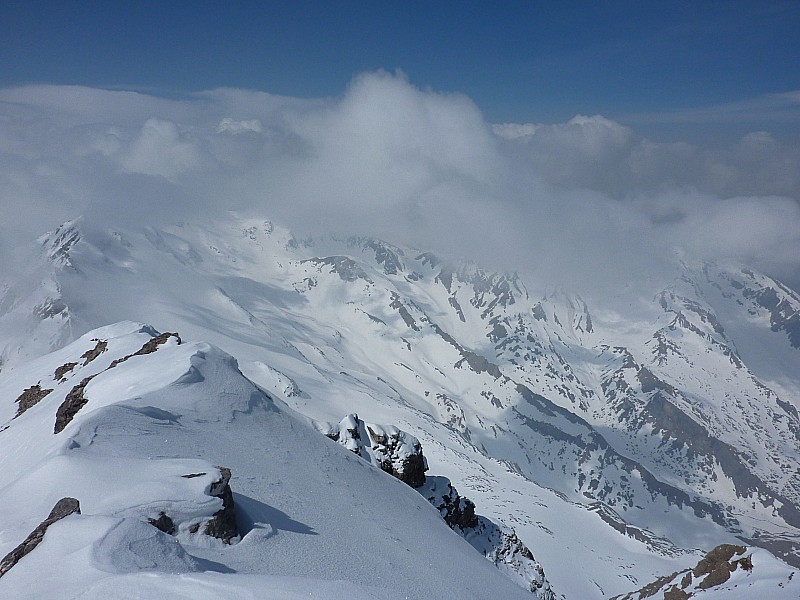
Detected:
[
  {"left": 120, "top": 118, "right": 201, "bottom": 179},
  {"left": 1, "top": 74, "right": 799, "bottom": 297},
  {"left": 215, "top": 118, "right": 263, "bottom": 135}
]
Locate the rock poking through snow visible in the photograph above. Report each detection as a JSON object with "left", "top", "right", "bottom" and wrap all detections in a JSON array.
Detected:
[
  {"left": 204, "top": 467, "right": 239, "bottom": 544},
  {"left": 54, "top": 376, "right": 95, "bottom": 433},
  {"left": 611, "top": 543, "right": 756, "bottom": 599},
  {"left": 0, "top": 497, "right": 81, "bottom": 578},
  {"left": 319, "top": 415, "right": 553, "bottom": 598},
  {"left": 321, "top": 414, "right": 428, "bottom": 487},
  {"left": 366, "top": 423, "right": 427, "bottom": 488},
  {"left": 14, "top": 384, "right": 52, "bottom": 417},
  {"left": 422, "top": 476, "right": 555, "bottom": 599}
]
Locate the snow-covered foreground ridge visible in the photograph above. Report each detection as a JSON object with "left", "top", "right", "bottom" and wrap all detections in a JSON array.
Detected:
[
  {"left": 1, "top": 214, "right": 799, "bottom": 598},
  {"left": 0, "top": 322, "right": 540, "bottom": 599}
]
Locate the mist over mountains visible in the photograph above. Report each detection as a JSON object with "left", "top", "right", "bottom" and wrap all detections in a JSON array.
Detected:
[
  {"left": 2, "top": 71, "right": 799, "bottom": 297},
  {"left": 1, "top": 72, "right": 800, "bottom": 599}
]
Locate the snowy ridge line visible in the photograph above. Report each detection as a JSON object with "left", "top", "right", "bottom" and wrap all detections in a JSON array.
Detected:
[
  {"left": 1, "top": 214, "right": 800, "bottom": 598},
  {"left": 0, "top": 322, "right": 536, "bottom": 599}
]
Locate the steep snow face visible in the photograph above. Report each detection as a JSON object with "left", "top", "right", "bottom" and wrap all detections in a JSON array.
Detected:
[
  {"left": 1, "top": 214, "right": 799, "bottom": 598},
  {"left": 0, "top": 323, "right": 535, "bottom": 600}
]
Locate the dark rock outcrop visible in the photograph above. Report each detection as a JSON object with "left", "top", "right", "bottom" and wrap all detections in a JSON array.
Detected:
[
  {"left": 366, "top": 424, "right": 427, "bottom": 488},
  {"left": 323, "top": 415, "right": 428, "bottom": 488},
  {"left": 14, "top": 384, "right": 53, "bottom": 417},
  {"left": 52, "top": 331, "right": 181, "bottom": 434},
  {"left": 204, "top": 467, "right": 239, "bottom": 544},
  {"left": 612, "top": 543, "right": 753, "bottom": 599},
  {"left": 693, "top": 544, "right": 750, "bottom": 589},
  {"left": 80, "top": 340, "right": 107, "bottom": 366},
  {"left": 0, "top": 497, "right": 81, "bottom": 578},
  {"left": 109, "top": 332, "right": 181, "bottom": 368},
  {"left": 422, "top": 476, "right": 554, "bottom": 598},
  {"left": 54, "top": 376, "right": 95, "bottom": 433},
  {"left": 148, "top": 512, "right": 176, "bottom": 535},
  {"left": 53, "top": 362, "right": 77, "bottom": 381},
  {"left": 423, "top": 476, "right": 478, "bottom": 530},
  {"left": 319, "top": 415, "right": 551, "bottom": 598}
]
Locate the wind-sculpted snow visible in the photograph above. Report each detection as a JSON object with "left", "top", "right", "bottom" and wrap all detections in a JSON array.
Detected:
[
  {"left": 0, "top": 323, "right": 535, "bottom": 599},
  {"left": 1, "top": 214, "right": 800, "bottom": 597}
]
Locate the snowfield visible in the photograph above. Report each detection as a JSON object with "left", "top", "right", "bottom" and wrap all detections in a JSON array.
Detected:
[
  {"left": 1, "top": 214, "right": 799, "bottom": 599},
  {"left": 0, "top": 322, "right": 536, "bottom": 599}
]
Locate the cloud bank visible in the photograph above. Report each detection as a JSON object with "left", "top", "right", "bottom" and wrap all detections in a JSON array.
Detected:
[{"left": 1, "top": 72, "right": 799, "bottom": 298}]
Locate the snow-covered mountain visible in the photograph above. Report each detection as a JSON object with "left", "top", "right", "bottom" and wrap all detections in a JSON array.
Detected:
[
  {"left": 0, "top": 322, "right": 539, "bottom": 599},
  {"left": 1, "top": 213, "right": 799, "bottom": 598}
]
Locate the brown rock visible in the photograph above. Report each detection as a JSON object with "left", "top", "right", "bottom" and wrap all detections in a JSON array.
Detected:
[
  {"left": 53, "top": 362, "right": 77, "bottom": 381},
  {"left": 0, "top": 498, "right": 80, "bottom": 578},
  {"left": 54, "top": 376, "right": 95, "bottom": 433},
  {"left": 15, "top": 384, "right": 53, "bottom": 417},
  {"left": 108, "top": 332, "right": 181, "bottom": 368},
  {"left": 80, "top": 340, "right": 107, "bottom": 366}
]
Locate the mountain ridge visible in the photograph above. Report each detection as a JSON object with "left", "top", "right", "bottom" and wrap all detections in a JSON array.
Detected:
[{"left": 1, "top": 213, "right": 799, "bottom": 598}]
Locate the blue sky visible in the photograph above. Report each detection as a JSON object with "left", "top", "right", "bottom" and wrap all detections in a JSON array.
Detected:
[
  {"left": 1, "top": 0, "right": 799, "bottom": 140},
  {"left": 2, "top": 2, "right": 800, "bottom": 291}
]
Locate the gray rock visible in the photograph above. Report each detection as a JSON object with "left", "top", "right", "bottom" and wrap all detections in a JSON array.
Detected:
[{"left": 204, "top": 467, "right": 239, "bottom": 544}]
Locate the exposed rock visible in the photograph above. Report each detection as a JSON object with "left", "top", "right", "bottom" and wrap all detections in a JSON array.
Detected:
[
  {"left": 132, "top": 332, "right": 181, "bottom": 356},
  {"left": 204, "top": 467, "right": 239, "bottom": 544},
  {"left": 41, "top": 221, "right": 81, "bottom": 267},
  {"left": 108, "top": 332, "right": 181, "bottom": 368},
  {"left": 390, "top": 292, "right": 421, "bottom": 331},
  {"left": 587, "top": 502, "right": 681, "bottom": 555},
  {"left": 693, "top": 544, "right": 749, "bottom": 589},
  {"left": 80, "top": 339, "right": 107, "bottom": 366},
  {"left": 612, "top": 543, "right": 754, "bottom": 599},
  {"left": 322, "top": 415, "right": 428, "bottom": 488},
  {"left": 319, "top": 415, "right": 551, "bottom": 597},
  {"left": 333, "top": 414, "right": 365, "bottom": 456},
  {"left": 148, "top": 512, "right": 176, "bottom": 535},
  {"left": 356, "top": 238, "right": 405, "bottom": 275},
  {"left": 54, "top": 376, "right": 95, "bottom": 433},
  {"left": 33, "top": 298, "right": 67, "bottom": 319},
  {"left": 15, "top": 384, "right": 53, "bottom": 417},
  {"left": 663, "top": 588, "right": 690, "bottom": 600},
  {"left": 423, "top": 476, "right": 478, "bottom": 530},
  {"left": 53, "top": 362, "right": 77, "bottom": 381},
  {"left": 366, "top": 423, "right": 427, "bottom": 488},
  {"left": 422, "top": 475, "right": 554, "bottom": 598},
  {"left": 51, "top": 331, "right": 180, "bottom": 434},
  {"left": 302, "top": 256, "right": 369, "bottom": 282},
  {"left": 0, "top": 497, "right": 80, "bottom": 578}
]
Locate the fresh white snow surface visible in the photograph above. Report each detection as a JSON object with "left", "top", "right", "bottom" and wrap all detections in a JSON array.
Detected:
[
  {"left": 0, "top": 323, "right": 533, "bottom": 599},
  {"left": 1, "top": 214, "right": 799, "bottom": 598}
]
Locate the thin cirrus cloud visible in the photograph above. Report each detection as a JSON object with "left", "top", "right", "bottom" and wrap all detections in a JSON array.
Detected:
[{"left": 1, "top": 71, "right": 799, "bottom": 297}]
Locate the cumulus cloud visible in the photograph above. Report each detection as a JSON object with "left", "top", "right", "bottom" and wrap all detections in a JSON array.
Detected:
[
  {"left": 0, "top": 73, "right": 799, "bottom": 298},
  {"left": 494, "top": 116, "right": 800, "bottom": 200},
  {"left": 121, "top": 118, "right": 201, "bottom": 178}
]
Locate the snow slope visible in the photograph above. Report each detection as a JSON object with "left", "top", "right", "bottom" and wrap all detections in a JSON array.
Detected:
[
  {"left": 1, "top": 214, "right": 799, "bottom": 598},
  {"left": 0, "top": 322, "right": 535, "bottom": 599}
]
